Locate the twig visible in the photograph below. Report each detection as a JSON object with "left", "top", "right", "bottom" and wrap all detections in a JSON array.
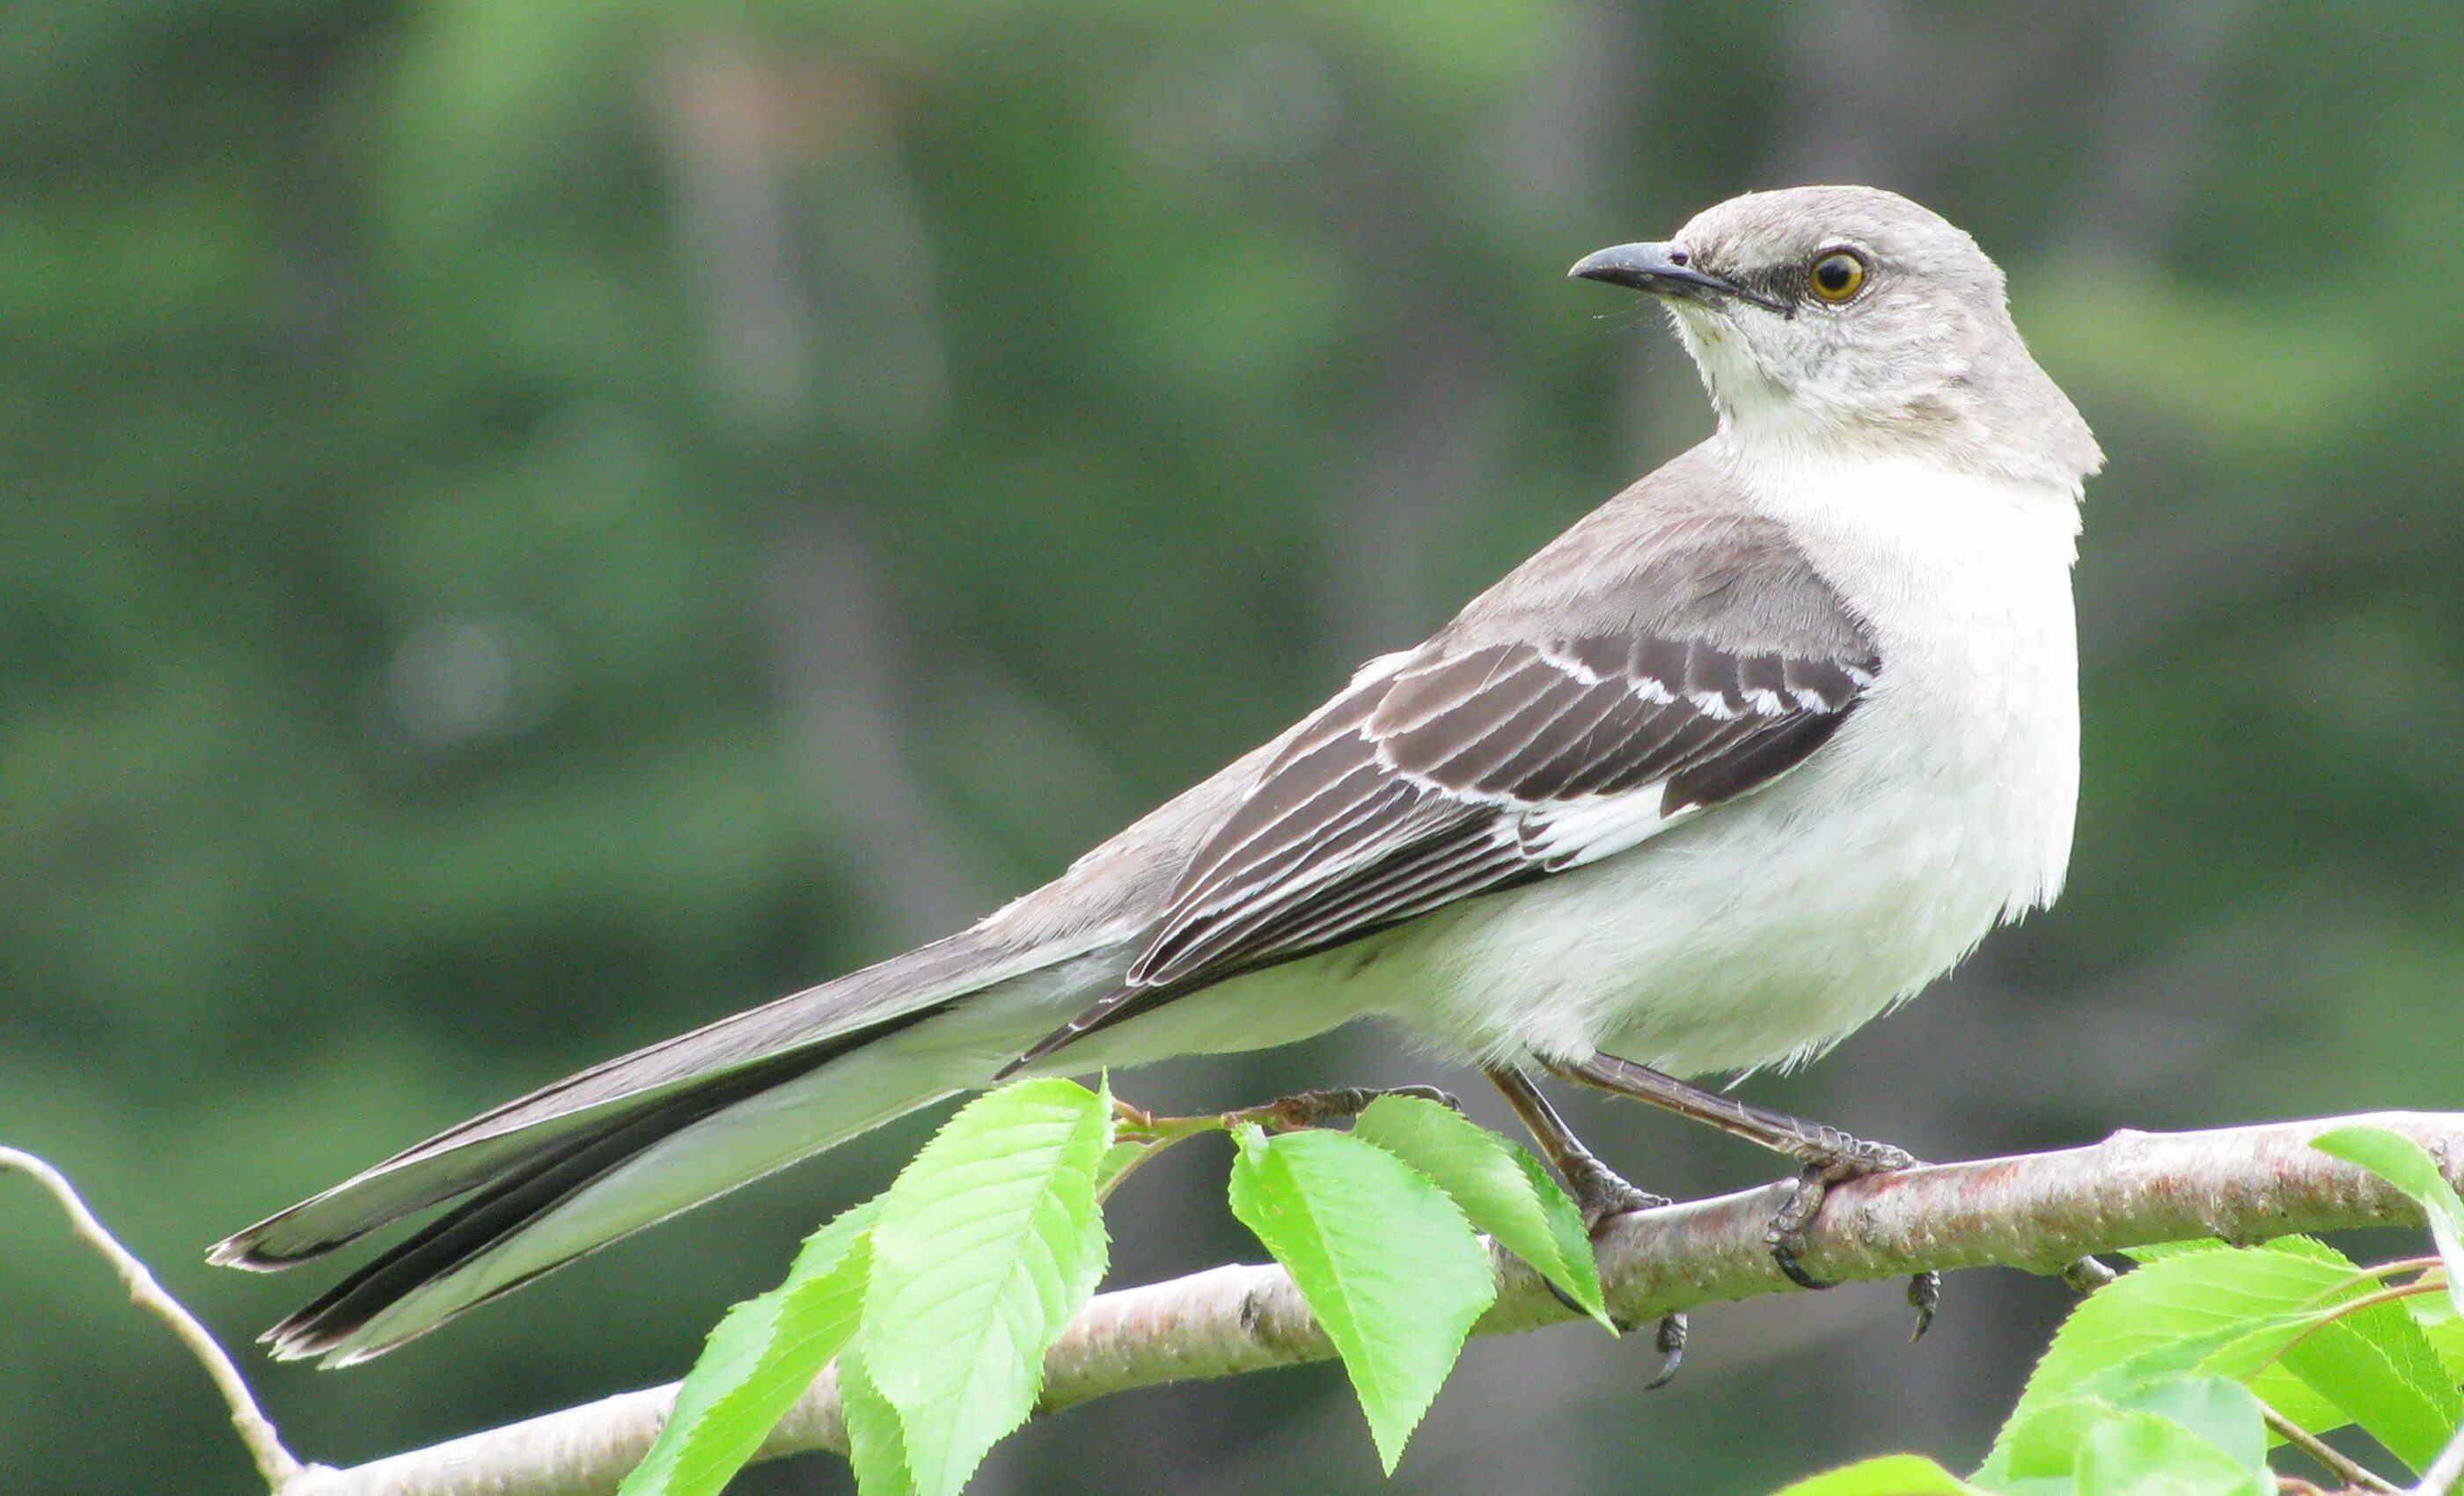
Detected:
[
  {"left": 2258, "top": 1400, "right": 2399, "bottom": 1494},
  {"left": 278, "top": 1110, "right": 2464, "bottom": 1496},
  {"left": 1, "top": 1147, "right": 301, "bottom": 1490}
]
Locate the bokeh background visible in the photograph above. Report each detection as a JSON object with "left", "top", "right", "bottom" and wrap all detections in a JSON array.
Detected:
[{"left": 5, "top": 2, "right": 2462, "bottom": 1492}]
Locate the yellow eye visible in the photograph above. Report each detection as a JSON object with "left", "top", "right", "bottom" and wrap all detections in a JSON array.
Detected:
[{"left": 1809, "top": 251, "right": 1866, "bottom": 302}]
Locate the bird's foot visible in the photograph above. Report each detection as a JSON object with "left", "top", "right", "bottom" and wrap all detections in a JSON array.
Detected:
[
  {"left": 1563, "top": 1151, "right": 1671, "bottom": 1234},
  {"left": 1765, "top": 1138, "right": 1939, "bottom": 1340}
]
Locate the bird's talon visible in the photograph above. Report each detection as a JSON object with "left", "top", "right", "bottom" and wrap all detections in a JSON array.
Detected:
[
  {"left": 1771, "top": 1236, "right": 1833, "bottom": 1291},
  {"left": 1907, "top": 1271, "right": 1940, "bottom": 1342},
  {"left": 1640, "top": 1312, "right": 1688, "bottom": 1390}
]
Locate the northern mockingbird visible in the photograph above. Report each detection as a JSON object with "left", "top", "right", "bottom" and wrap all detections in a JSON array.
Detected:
[{"left": 218, "top": 185, "right": 2102, "bottom": 1367}]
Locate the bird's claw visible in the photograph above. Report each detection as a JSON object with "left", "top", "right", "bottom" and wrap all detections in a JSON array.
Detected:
[
  {"left": 1765, "top": 1141, "right": 1934, "bottom": 1340},
  {"left": 1766, "top": 1159, "right": 1844, "bottom": 1288},
  {"left": 1640, "top": 1311, "right": 1688, "bottom": 1390},
  {"left": 1908, "top": 1269, "right": 1940, "bottom": 1342}
]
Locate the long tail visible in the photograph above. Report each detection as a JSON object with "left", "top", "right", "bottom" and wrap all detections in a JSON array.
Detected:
[{"left": 214, "top": 930, "right": 1111, "bottom": 1366}]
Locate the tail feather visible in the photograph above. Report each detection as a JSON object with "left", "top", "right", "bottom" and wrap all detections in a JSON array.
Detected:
[
  {"left": 213, "top": 931, "right": 1030, "bottom": 1271},
  {"left": 260, "top": 1031, "right": 892, "bottom": 1363},
  {"left": 220, "top": 931, "right": 1129, "bottom": 1365}
]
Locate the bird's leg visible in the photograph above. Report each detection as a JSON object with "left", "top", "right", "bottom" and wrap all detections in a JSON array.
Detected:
[
  {"left": 1485, "top": 1067, "right": 1667, "bottom": 1226},
  {"left": 1485, "top": 1066, "right": 1687, "bottom": 1389},
  {"left": 1545, "top": 1052, "right": 1940, "bottom": 1338}
]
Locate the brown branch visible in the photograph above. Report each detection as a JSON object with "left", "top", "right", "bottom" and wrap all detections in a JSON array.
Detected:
[
  {"left": 277, "top": 1111, "right": 2464, "bottom": 1496},
  {"left": 1, "top": 1147, "right": 301, "bottom": 1490}
]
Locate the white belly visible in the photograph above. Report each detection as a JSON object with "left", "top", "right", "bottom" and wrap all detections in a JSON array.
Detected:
[{"left": 1393, "top": 451, "right": 2084, "bottom": 1076}]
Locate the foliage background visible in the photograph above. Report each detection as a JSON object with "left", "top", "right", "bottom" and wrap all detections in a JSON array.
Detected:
[{"left": 4, "top": 2, "right": 2461, "bottom": 1491}]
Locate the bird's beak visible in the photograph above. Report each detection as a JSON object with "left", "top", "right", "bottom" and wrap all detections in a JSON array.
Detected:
[{"left": 1567, "top": 241, "right": 1740, "bottom": 301}]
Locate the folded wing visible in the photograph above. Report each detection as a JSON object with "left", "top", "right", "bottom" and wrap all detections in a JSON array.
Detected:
[{"left": 1010, "top": 506, "right": 1881, "bottom": 1067}]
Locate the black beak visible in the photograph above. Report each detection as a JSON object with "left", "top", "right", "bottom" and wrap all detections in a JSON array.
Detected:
[{"left": 1568, "top": 241, "right": 1739, "bottom": 300}]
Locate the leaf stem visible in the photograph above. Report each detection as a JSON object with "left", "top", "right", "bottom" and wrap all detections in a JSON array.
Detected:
[
  {"left": 2260, "top": 1280, "right": 2446, "bottom": 1375},
  {"left": 2256, "top": 1397, "right": 2401, "bottom": 1495},
  {"left": 1113, "top": 1085, "right": 1461, "bottom": 1144}
]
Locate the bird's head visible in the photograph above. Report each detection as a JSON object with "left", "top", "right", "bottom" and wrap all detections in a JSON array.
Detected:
[{"left": 1573, "top": 185, "right": 2101, "bottom": 488}]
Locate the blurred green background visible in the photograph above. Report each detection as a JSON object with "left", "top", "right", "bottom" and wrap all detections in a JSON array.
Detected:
[{"left": 4, "top": 2, "right": 2462, "bottom": 1492}]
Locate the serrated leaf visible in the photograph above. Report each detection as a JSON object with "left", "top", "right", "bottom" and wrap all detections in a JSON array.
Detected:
[
  {"left": 1991, "top": 1246, "right": 2357, "bottom": 1463},
  {"left": 840, "top": 1338, "right": 920, "bottom": 1496},
  {"left": 1227, "top": 1123, "right": 1494, "bottom": 1472},
  {"left": 619, "top": 1199, "right": 880, "bottom": 1496},
  {"left": 2281, "top": 1294, "right": 2461, "bottom": 1471},
  {"left": 862, "top": 1079, "right": 1111, "bottom": 1496},
  {"left": 1351, "top": 1095, "right": 1610, "bottom": 1329},
  {"left": 2233, "top": 1235, "right": 2462, "bottom": 1470},
  {"left": 2212, "top": 1239, "right": 2360, "bottom": 1439},
  {"left": 2072, "top": 1411, "right": 2270, "bottom": 1496},
  {"left": 2414, "top": 1296, "right": 2464, "bottom": 1386},
  {"left": 1973, "top": 1378, "right": 2266, "bottom": 1492},
  {"left": 1769, "top": 1453, "right": 1980, "bottom": 1494},
  {"left": 2313, "top": 1125, "right": 2464, "bottom": 1320},
  {"left": 2118, "top": 1236, "right": 2389, "bottom": 1440},
  {"left": 2117, "top": 1235, "right": 2354, "bottom": 1439}
]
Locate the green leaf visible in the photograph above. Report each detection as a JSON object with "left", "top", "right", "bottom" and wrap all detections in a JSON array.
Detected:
[
  {"left": 2312, "top": 1125, "right": 2464, "bottom": 1319},
  {"left": 1351, "top": 1094, "right": 1610, "bottom": 1329},
  {"left": 1976, "top": 1396, "right": 2126, "bottom": 1489},
  {"left": 2233, "top": 1235, "right": 2460, "bottom": 1470},
  {"left": 1991, "top": 1244, "right": 2368, "bottom": 1469},
  {"left": 2413, "top": 1295, "right": 2464, "bottom": 1386},
  {"left": 2072, "top": 1411, "right": 2270, "bottom": 1496},
  {"left": 840, "top": 1338, "right": 920, "bottom": 1496},
  {"left": 2280, "top": 1290, "right": 2461, "bottom": 1471},
  {"left": 862, "top": 1079, "right": 1112, "bottom": 1496},
  {"left": 2107, "top": 1238, "right": 2355, "bottom": 1438},
  {"left": 2227, "top": 1240, "right": 2367, "bottom": 1440},
  {"left": 2113, "top": 1377, "right": 2267, "bottom": 1472},
  {"left": 1226, "top": 1123, "right": 1495, "bottom": 1472},
  {"left": 618, "top": 1199, "right": 880, "bottom": 1496},
  {"left": 1768, "top": 1453, "right": 1981, "bottom": 1494},
  {"left": 1992, "top": 1236, "right": 2460, "bottom": 1477},
  {"left": 1974, "top": 1378, "right": 2266, "bottom": 1492},
  {"left": 2007, "top": 1248, "right": 2328, "bottom": 1415}
]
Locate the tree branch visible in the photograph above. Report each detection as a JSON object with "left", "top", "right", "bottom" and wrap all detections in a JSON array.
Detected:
[
  {"left": 1, "top": 1147, "right": 301, "bottom": 1489},
  {"left": 279, "top": 1111, "right": 2464, "bottom": 1496}
]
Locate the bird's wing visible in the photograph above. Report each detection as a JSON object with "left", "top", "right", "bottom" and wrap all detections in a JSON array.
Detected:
[{"left": 1009, "top": 502, "right": 1880, "bottom": 1068}]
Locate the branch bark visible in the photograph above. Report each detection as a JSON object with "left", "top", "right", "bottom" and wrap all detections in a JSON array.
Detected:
[{"left": 282, "top": 1111, "right": 2464, "bottom": 1496}]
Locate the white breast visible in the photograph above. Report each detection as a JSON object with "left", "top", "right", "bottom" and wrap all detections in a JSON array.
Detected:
[{"left": 1391, "top": 445, "right": 2085, "bottom": 1077}]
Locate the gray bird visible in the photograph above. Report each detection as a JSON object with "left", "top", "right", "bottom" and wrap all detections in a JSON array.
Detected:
[{"left": 217, "top": 185, "right": 2102, "bottom": 1367}]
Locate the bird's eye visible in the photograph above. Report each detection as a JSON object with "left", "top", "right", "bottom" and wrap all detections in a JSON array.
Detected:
[{"left": 1808, "top": 251, "right": 1866, "bottom": 302}]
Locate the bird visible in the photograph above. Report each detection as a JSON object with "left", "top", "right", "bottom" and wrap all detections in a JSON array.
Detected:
[{"left": 216, "top": 185, "right": 2102, "bottom": 1368}]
